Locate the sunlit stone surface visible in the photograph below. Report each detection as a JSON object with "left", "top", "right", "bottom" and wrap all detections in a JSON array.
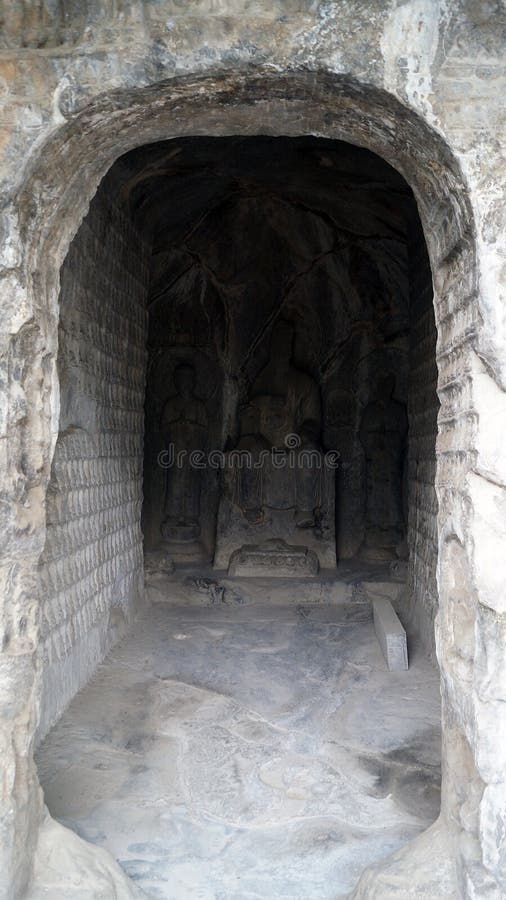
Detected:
[{"left": 36, "top": 580, "right": 440, "bottom": 899}]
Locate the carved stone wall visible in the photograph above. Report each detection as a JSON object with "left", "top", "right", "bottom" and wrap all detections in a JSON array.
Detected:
[
  {"left": 37, "top": 186, "right": 150, "bottom": 742},
  {"left": 406, "top": 217, "right": 439, "bottom": 653}
]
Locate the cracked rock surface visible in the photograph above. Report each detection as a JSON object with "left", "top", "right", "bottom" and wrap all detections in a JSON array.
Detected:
[{"left": 36, "top": 593, "right": 441, "bottom": 898}]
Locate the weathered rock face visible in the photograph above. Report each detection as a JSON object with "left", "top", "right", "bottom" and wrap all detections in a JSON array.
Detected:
[{"left": 0, "top": 3, "right": 504, "bottom": 899}]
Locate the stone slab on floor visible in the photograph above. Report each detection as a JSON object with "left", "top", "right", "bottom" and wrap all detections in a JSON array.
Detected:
[
  {"left": 373, "top": 596, "right": 409, "bottom": 671},
  {"left": 36, "top": 597, "right": 441, "bottom": 900}
]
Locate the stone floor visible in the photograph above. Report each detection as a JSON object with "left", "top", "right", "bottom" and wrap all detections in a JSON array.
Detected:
[{"left": 36, "top": 579, "right": 441, "bottom": 899}]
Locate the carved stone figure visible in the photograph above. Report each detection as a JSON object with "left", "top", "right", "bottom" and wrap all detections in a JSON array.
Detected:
[
  {"left": 359, "top": 373, "right": 408, "bottom": 559},
  {"left": 214, "top": 320, "right": 336, "bottom": 572},
  {"left": 160, "top": 363, "right": 207, "bottom": 542},
  {"left": 235, "top": 319, "right": 323, "bottom": 527}
]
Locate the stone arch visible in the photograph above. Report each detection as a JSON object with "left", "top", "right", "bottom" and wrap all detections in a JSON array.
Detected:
[{"left": 4, "top": 69, "right": 479, "bottom": 897}]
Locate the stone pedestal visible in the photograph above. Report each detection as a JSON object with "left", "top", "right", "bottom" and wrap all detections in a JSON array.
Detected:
[{"left": 228, "top": 538, "right": 319, "bottom": 577}]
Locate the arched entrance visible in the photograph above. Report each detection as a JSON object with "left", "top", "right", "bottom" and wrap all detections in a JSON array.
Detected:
[{"left": 4, "top": 71, "right": 480, "bottom": 898}]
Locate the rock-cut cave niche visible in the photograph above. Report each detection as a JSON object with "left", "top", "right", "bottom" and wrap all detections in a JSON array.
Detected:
[{"left": 120, "top": 136, "right": 432, "bottom": 581}]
